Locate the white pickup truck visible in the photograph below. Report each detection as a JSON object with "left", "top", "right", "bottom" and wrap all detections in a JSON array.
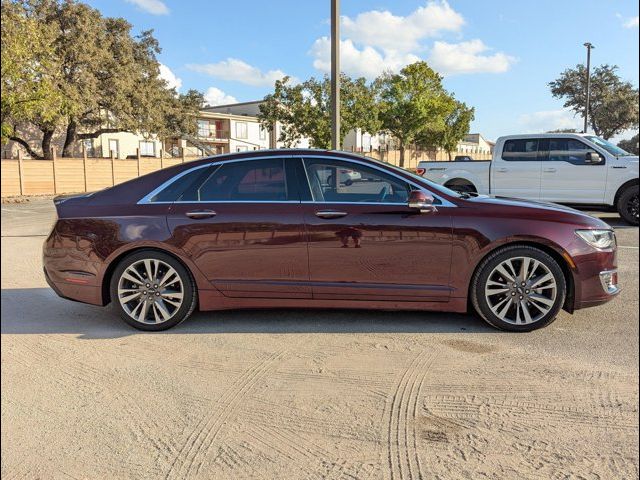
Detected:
[{"left": 417, "top": 133, "right": 639, "bottom": 225}]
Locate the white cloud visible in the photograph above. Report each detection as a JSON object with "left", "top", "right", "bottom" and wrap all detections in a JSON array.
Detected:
[
  {"left": 429, "top": 40, "right": 517, "bottom": 75},
  {"left": 310, "top": 37, "right": 420, "bottom": 80},
  {"left": 517, "top": 109, "right": 582, "bottom": 133},
  {"left": 187, "top": 58, "right": 293, "bottom": 87},
  {"left": 124, "top": 0, "right": 169, "bottom": 15},
  {"left": 623, "top": 16, "right": 639, "bottom": 28},
  {"left": 204, "top": 87, "right": 238, "bottom": 106},
  {"left": 341, "top": 1, "right": 464, "bottom": 53},
  {"left": 309, "top": 1, "right": 513, "bottom": 79},
  {"left": 158, "top": 64, "right": 182, "bottom": 91}
]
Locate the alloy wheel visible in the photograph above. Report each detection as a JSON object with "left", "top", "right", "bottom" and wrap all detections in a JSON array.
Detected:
[
  {"left": 484, "top": 256, "right": 557, "bottom": 325},
  {"left": 117, "top": 258, "right": 184, "bottom": 324},
  {"left": 627, "top": 193, "right": 639, "bottom": 222}
]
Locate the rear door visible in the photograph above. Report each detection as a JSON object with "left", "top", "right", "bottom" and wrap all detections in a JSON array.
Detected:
[
  {"left": 491, "top": 138, "right": 542, "bottom": 200},
  {"left": 539, "top": 138, "right": 607, "bottom": 204},
  {"left": 166, "top": 157, "right": 310, "bottom": 299}
]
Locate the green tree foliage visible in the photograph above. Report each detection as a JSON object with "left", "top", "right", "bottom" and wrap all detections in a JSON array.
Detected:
[
  {"left": 618, "top": 133, "right": 639, "bottom": 155},
  {"left": 416, "top": 99, "right": 474, "bottom": 160},
  {"left": 549, "top": 64, "right": 639, "bottom": 140},
  {"left": 375, "top": 62, "right": 459, "bottom": 167},
  {"left": 1, "top": 0, "right": 203, "bottom": 158},
  {"left": 258, "top": 74, "right": 380, "bottom": 149}
]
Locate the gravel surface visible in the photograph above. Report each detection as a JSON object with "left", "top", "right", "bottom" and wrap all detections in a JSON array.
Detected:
[{"left": 1, "top": 199, "right": 638, "bottom": 479}]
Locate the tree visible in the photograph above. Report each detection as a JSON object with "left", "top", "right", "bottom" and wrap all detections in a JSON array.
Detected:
[
  {"left": 618, "top": 133, "right": 639, "bottom": 155},
  {"left": 549, "top": 64, "right": 639, "bottom": 139},
  {"left": 374, "top": 62, "right": 456, "bottom": 167},
  {"left": 546, "top": 128, "right": 579, "bottom": 133},
  {"left": 416, "top": 99, "right": 474, "bottom": 160},
  {"left": 258, "top": 73, "right": 379, "bottom": 149},
  {"left": 1, "top": 0, "right": 202, "bottom": 158}
]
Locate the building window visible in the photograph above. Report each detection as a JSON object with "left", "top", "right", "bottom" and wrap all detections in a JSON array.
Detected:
[
  {"left": 108, "top": 139, "right": 119, "bottom": 158},
  {"left": 139, "top": 141, "right": 156, "bottom": 157},
  {"left": 83, "top": 139, "right": 95, "bottom": 157},
  {"left": 259, "top": 127, "right": 267, "bottom": 141},
  {"left": 197, "top": 120, "right": 210, "bottom": 137},
  {"left": 236, "top": 122, "right": 248, "bottom": 139}
]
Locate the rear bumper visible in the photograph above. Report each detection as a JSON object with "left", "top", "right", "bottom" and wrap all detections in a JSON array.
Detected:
[{"left": 44, "top": 266, "right": 103, "bottom": 306}]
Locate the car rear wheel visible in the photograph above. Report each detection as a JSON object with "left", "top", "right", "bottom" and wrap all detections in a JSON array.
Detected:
[
  {"left": 617, "top": 185, "right": 639, "bottom": 226},
  {"left": 110, "top": 250, "right": 197, "bottom": 331},
  {"left": 471, "top": 246, "right": 566, "bottom": 332}
]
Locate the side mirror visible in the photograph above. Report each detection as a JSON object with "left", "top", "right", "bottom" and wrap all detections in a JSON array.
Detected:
[
  {"left": 408, "top": 190, "right": 437, "bottom": 213},
  {"left": 585, "top": 151, "right": 604, "bottom": 164}
]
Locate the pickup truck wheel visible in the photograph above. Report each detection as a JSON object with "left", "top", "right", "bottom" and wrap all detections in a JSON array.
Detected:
[
  {"left": 471, "top": 246, "right": 566, "bottom": 332},
  {"left": 617, "top": 185, "right": 639, "bottom": 226}
]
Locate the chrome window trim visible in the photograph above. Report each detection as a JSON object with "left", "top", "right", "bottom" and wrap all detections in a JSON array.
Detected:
[{"left": 138, "top": 153, "right": 457, "bottom": 207}]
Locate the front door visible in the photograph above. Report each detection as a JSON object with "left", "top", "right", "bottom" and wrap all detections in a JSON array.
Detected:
[
  {"left": 540, "top": 138, "right": 608, "bottom": 204},
  {"left": 300, "top": 157, "right": 453, "bottom": 301},
  {"left": 167, "top": 157, "right": 310, "bottom": 298}
]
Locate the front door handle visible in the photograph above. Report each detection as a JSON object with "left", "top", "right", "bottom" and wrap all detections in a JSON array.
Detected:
[
  {"left": 543, "top": 168, "right": 557, "bottom": 173},
  {"left": 186, "top": 209, "right": 217, "bottom": 219},
  {"left": 315, "top": 210, "right": 348, "bottom": 219},
  {"left": 496, "top": 167, "right": 508, "bottom": 172}
]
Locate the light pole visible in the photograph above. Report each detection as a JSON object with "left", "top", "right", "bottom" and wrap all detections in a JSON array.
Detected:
[
  {"left": 331, "top": 0, "right": 340, "bottom": 150},
  {"left": 583, "top": 42, "right": 594, "bottom": 134}
]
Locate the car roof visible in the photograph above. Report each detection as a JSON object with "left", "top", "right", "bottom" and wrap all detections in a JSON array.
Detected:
[
  {"left": 496, "top": 133, "right": 590, "bottom": 141},
  {"left": 188, "top": 148, "right": 374, "bottom": 167}
]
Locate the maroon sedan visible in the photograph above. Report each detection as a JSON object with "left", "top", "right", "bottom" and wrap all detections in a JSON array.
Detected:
[{"left": 43, "top": 150, "right": 620, "bottom": 331}]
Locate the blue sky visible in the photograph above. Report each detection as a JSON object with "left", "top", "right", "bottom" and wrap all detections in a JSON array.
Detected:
[{"left": 87, "top": 0, "right": 638, "bottom": 141}]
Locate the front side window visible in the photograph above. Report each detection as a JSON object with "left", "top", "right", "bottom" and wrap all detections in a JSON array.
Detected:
[
  {"left": 501, "top": 139, "right": 539, "bottom": 161},
  {"left": 182, "top": 158, "right": 287, "bottom": 202},
  {"left": 303, "top": 159, "right": 411, "bottom": 204},
  {"left": 548, "top": 138, "right": 602, "bottom": 165},
  {"left": 235, "top": 122, "right": 248, "bottom": 139}
]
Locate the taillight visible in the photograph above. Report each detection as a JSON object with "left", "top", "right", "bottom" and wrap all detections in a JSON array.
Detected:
[{"left": 416, "top": 168, "right": 426, "bottom": 176}]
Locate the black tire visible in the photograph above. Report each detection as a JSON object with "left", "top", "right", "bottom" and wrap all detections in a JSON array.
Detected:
[
  {"left": 110, "top": 250, "right": 197, "bottom": 331},
  {"left": 617, "top": 185, "right": 639, "bottom": 226},
  {"left": 471, "top": 245, "right": 566, "bottom": 332},
  {"left": 446, "top": 182, "right": 476, "bottom": 194}
]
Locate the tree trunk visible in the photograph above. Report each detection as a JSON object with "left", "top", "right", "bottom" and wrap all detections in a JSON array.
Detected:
[
  {"left": 399, "top": 143, "right": 405, "bottom": 168},
  {"left": 62, "top": 120, "right": 77, "bottom": 157},
  {"left": 447, "top": 150, "right": 452, "bottom": 161},
  {"left": 41, "top": 129, "right": 55, "bottom": 160}
]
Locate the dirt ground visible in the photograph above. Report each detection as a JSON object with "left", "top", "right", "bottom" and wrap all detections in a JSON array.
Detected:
[{"left": 1, "top": 199, "right": 638, "bottom": 479}]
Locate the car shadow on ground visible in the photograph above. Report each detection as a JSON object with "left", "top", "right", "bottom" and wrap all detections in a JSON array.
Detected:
[{"left": 1, "top": 288, "right": 495, "bottom": 339}]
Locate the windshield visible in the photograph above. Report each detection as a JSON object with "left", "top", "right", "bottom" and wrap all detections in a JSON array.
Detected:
[
  {"left": 585, "top": 135, "right": 633, "bottom": 156},
  {"left": 363, "top": 156, "right": 463, "bottom": 198}
]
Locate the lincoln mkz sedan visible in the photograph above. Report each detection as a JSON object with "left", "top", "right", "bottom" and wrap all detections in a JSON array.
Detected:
[{"left": 43, "top": 150, "right": 620, "bottom": 331}]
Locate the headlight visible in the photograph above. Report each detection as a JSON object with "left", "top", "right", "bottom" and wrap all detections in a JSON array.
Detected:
[{"left": 575, "top": 229, "right": 616, "bottom": 250}]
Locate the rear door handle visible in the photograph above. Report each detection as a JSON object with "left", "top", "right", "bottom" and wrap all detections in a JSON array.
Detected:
[
  {"left": 496, "top": 167, "right": 508, "bottom": 172},
  {"left": 186, "top": 209, "right": 217, "bottom": 219},
  {"left": 543, "top": 168, "right": 557, "bottom": 173},
  {"left": 315, "top": 210, "right": 348, "bottom": 219}
]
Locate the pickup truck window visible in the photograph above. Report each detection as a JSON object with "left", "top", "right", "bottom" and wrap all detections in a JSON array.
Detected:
[
  {"left": 547, "top": 139, "right": 601, "bottom": 165},
  {"left": 502, "top": 139, "right": 539, "bottom": 161}
]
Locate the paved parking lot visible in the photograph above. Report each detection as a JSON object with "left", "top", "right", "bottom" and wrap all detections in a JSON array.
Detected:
[{"left": 1, "top": 198, "right": 638, "bottom": 479}]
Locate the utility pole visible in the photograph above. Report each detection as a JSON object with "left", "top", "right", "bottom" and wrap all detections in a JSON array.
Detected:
[
  {"left": 583, "top": 42, "right": 594, "bottom": 133},
  {"left": 331, "top": 0, "right": 340, "bottom": 150}
]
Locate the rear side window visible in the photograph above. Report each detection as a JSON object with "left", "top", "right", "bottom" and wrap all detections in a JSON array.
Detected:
[
  {"left": 548, "top": 138, "right": 602, "bottom": 165},
  {"left": 502, "top": 139, "right": 539, "bottom": 161},
  {"left": 181, "top": 158, "right": 288, "bottom": 202},
  {"left": 147, "top": 166, "right": 211, "bottom": 202}
]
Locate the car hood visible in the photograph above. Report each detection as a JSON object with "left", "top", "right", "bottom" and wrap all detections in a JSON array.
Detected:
[{"left": 465, "top": 195, "right": 611, "bottom": 228}]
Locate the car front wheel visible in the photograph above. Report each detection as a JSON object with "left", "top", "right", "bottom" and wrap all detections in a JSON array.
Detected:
[
  {"left": 110, "top": 250, "right": 197, "bottom": 331},
  {"left": 471, "top": 246, "right": 566, "bottom": 332},
  {"left": 617, "top": 185, "right": 639, "bottom": 226}
]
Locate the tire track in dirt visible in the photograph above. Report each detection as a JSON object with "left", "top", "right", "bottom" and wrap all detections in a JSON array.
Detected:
[
  {"left": 386, "top": 349, "right": 436, "bottom": 480},
  {"left": 164, "top": 348, "right": 289, "bottom": 480}
]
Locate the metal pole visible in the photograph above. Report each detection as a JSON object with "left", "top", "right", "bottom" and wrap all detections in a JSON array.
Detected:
[
  {"left": 331, "top": 0, "right": 340, "bottom": 150},
  {"left": 583, "top": 42, "right": 594, "bottom": 133}
]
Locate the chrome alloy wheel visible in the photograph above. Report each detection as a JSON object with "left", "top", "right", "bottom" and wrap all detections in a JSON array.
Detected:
[
  {"left": 117, "top": 259, "right": 184, "bottom": 324},
  {"left": 484, "top": 256, "right": 557, "bottom": 325}
]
